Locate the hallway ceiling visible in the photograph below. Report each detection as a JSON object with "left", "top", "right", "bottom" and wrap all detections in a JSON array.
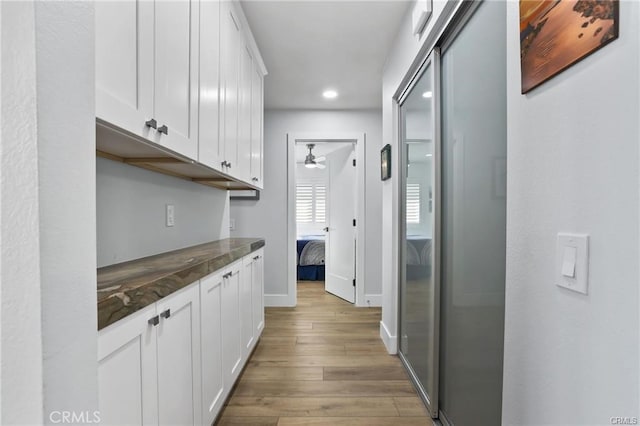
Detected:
[{"left": 240, "top": 0, "right": 412, "bottom": 110}]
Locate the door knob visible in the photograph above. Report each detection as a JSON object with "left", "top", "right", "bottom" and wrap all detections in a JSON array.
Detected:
[{"left": 323, "top": 227, "right": 329, "bottom": 232}]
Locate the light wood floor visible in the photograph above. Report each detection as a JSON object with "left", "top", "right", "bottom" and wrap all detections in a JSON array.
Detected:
[{"left": 216, "top": 281, "right": 433, "bottom": 425}]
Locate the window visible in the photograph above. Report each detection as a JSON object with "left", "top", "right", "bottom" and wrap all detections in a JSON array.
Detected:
[
  {"left": 406, "top": 183, "right": 421, "bottom": 224},
  {"left": 296, "top": 183, "right": 326, "bottom": 224}
]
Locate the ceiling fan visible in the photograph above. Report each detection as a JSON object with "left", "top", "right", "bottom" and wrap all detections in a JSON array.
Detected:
[{"left": 304, "top": 144, "right": 326, "bottom": 169}]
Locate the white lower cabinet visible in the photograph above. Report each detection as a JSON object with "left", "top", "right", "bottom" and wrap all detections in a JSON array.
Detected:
[
  {"left": 241, "top": 255, "right": 255, "bottom": 357},
  {"left": 98, "top": 285, "right": 200, "bottom": 426},
  {"left": 251, "top": 249, "right": 265, "bottom": 336},
  {"left": 156, "top": 285, "right": 201, "bottom": 426},
  {"left": 221, "top": 261, "right": 243, "bottom": 388},
  {"left": 242, "top": 248, "right": 265, "bottom": 357},
  {"left": 98, "top": 249, "right": 264, "bottom": 426},
  {"left": 98, "top": 305, "right": 158, "bottom": 426},
  {"left": 200, "top": 271, "right": 225, "bottom": 426}
]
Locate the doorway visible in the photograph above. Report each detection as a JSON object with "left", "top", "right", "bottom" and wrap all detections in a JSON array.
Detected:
[
  {"left": 287, "top": 133, "right": 366, "bottom": 306},
  {"left": 397, "top": 1, "right": 507, "bottom": 424}
]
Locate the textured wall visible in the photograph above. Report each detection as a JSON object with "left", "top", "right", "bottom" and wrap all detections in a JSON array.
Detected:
[
  {"left": 0, "top": 2, "right": 44, "bottom": 423},
  {"left": 502, "top": 2, "right": 640, "bottom": 424}
]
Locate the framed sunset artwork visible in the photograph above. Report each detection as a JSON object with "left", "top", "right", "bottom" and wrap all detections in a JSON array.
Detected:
[{"left": 520, "top": 0, "right": 619, "bottom": 93}]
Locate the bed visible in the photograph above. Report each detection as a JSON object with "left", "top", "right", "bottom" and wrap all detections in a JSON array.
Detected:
[{"left": 297, "top": 235, "right": 326, "bottom": 281}]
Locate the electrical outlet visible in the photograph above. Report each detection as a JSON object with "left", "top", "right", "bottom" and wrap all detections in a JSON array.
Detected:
[{"left": 166, "top": 204, "right": 175, "bottom": 227}]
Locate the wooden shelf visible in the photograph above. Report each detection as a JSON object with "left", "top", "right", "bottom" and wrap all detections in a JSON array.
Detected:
[{"left": 96, "top": 120, "right": 259, "bottom": 191}]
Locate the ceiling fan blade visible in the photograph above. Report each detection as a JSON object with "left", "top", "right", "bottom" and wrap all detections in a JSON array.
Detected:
[
  {"left": 315, "top": 156, "right": 326, "bottom": 162},
  {"left": 315, "top": 163, "right": 326, "bottom": 169}
]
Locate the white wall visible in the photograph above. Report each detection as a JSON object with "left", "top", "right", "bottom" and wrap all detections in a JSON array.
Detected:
[
  {"left": 96, "top": 158, "right": 230, "bottom": 267},
  {"left": 1, "top": 2, "right": 98, "bottom": 423},
  {"left": 502, "top": 2, "right": 639, "bottom": 425},
  {"left": 35, "top": 2, "right": 98, "bottom": 422},
  {"left": 380, "top": 0, "right": 458, "bottom": 352},
  {"left": 230, "top": 109, "right": 383, "bottom": 305},
  {"left": 1, "top": 2, "right": 44, "bottom": 423}
]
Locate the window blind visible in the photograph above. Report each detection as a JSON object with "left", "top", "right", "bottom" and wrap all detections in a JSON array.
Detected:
[
  {"left": 296, "top": 184, "right": 314, "bottom": 223},
  {"left": 296, "top": 183, "right": 326, "bottom": 224},
  {"left": 406, "top": 183, "right": 421, "bottom": 224}
]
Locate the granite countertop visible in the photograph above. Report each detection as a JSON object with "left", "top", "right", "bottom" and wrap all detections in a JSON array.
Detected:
[{"left": 97, "top": 238, "right": 265, "bottom": 330}]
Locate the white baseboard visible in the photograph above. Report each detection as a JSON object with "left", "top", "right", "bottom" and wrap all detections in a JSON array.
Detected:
[
  {"left": 264, "top": 294, "right": 295, "bottom": 307},
  {"left": 380, "top": 320, "right": 397, "bottom": 354},
  {"left": 362, "top": 294, "right": 382, "bottom": 307}
]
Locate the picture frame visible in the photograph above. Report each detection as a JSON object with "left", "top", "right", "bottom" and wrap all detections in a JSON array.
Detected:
[
  {"left": 381, "top": 144, "right": 391, "bottom": 181},
  {"left": 520, "top": 0, "right": 619, "bottom": 93},
  {"left": 230, "top": 190, "right": 260, "bottom": 201}
]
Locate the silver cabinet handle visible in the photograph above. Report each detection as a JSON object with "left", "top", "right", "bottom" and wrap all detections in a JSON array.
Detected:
[
  {"left": 252, "top": 177, "right": 258, "bottom": 182},
  {"left": 323, "top": 227, "right": 329, "bottom": 232},
  {"left": 253, "top": 255, "right": 259, "bottom": 260},
  {"left": 157, "top": 125, "right": 168, "bottom": 135},
  {"left": 148, "top": 315, "right": 160, "bottom": 326},
  {"left": 160, "top": 309, "right": 171, "bottom": 319},
  {"left": 145, "top": 119, "right": 157, "bottom": 129},
  {"left": 227, "top": 162, "right": 232, "bottom": 168},
  {"left": 221, "top": 161, "right": 229, "bottom": 168}
]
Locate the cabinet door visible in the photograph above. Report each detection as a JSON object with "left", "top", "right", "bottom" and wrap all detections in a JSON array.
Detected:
[
  {"left": 200, "top": 272, "right": 225, "bottom": 425},
  {"left": 221, "top": 4, "right": 241, "bottom": 174},
  {"left": 95, "top": 0, "right": 154, "bottom": 138},
  {"left": 198, "top": 0, "right": 222, "bottom": 170},
  {"left": 98, "top": 305, "right": 158, "bottom": 426},
  {"left": 222, "top": 262, "right": 242, "bottom": 387},
  {"left": 154, "top": 0, "right": 200, "bottom": 160},
  {"left": 237, "top": 44, "right": 253, "bottom": 183},
  {"left": 241, "top": 255, "right": 255, "bottom": 357},
  {"left": 156, "top": 284, "right": 201, "bottom": 426},
  {"left": 250, "top": 65, "right": 264, "bottom": 188},
  {"left": 252, "top": 249, "right": 265, "bottom": 336}
]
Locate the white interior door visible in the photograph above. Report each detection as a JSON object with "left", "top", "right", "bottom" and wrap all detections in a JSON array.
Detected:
[{"left": 325, "top": 145, "right": 356, "bottom": 303}]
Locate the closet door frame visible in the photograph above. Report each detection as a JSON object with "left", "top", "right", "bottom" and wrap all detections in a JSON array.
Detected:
[{"left": 396, "top": 48, "right": 442, "bottom": 419}]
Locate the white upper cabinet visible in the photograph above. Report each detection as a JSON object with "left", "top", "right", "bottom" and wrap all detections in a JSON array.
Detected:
[
  {"left": 96, "top": 0, "right": 265, "bottom": 188},
  {"left": 220, "top": 4, "right": 241, "bottom": 174},
  {"left": 96, "top": 0, "right": 199, "bottom": 161},
  {"left": 198, "top": 0, "right": 222, "bottom": 171},
  {"left": 250, "top": 64, "right": 264, "bottom": 188},
  {"left": 152, "top": 0, "right": 200, "bottom": 160},
  {"left": 95, "top": 0, "right": 154, "bottom": 139},
  {"left": 237, "top": 45, "right": 253, "bottom": 183}
]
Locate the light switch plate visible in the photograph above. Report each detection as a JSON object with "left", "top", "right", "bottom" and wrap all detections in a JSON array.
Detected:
[
  {"left": 166, "top": 204, "right": 175, "bottom": 227},
  {"left": 556, "top": 233, "right": 589, "bottom": 295}
]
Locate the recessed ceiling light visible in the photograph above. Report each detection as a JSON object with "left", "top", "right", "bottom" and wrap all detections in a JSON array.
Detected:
[
  {"left": 422, "top": 91, "right": 433, "bottom": 99},
  {"left": 323, "top": 89, "right": 338, "bottom": 99}
]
